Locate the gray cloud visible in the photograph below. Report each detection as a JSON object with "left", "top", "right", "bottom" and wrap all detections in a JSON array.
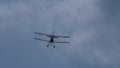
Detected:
[
  {"left": 0, "top": 0, "right": 120, "bottom": 68},
  {"left": 99, "top": 0, "right": 120, "bottom": 21}
]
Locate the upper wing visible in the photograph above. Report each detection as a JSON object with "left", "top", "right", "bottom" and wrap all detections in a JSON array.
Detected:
[
  {"left": 34, "top": 38, "right": 49, "bottom": 42},
  {"left": 34, "top": 32, "right": 49, "bottom": 36},
  {"left": 35, "top": 32, "right": 70, "bottom": 38}
]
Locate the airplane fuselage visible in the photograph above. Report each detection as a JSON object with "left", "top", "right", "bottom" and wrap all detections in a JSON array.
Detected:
[
  {"left": 47, "top": 37, "right": 55, "bottom": 48},
  {"left": 50, "top": 37, "right": 54, "bottom": 43}
]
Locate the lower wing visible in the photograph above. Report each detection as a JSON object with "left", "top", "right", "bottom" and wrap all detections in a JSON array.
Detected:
[
  {"left": 34, "top": 38, "right": 49, "bottom": 42},
  {"left": 54, "top": 41, "right": 69, "bottom": 43},
  {"left": 34, "top": 38, "right": 69, "bottom": 43}
]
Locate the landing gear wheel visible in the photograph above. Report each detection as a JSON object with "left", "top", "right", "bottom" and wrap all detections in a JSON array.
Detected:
[
  {"left": 47, "top": 45, "right": 49, "bottom": 47},
  {"left": 53, "top": 46, "right": 55, "bottom": 48}
]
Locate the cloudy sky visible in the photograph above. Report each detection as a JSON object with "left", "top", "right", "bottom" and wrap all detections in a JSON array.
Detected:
[{"left": 0, "top": 0, "right": 120, "bottom": 68}]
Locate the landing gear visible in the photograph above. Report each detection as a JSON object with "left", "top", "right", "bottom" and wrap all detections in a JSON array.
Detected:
[
  {"left": 53, "top": 46, "right": 55, "bottom": 48},
  {"left": 47, "top": 43, "right": 56, "bottom": 48},
  {"left": 47, "top": 45, "right": 49, "bottom": 47}
]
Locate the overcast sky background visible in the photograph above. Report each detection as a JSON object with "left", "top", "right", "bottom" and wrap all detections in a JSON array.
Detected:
[{"left": 0, "top": 0, "right": 120, "bottom": 68}]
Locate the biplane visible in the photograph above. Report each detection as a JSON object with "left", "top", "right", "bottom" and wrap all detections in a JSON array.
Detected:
[{"left": 34, "top": 32, "right": 70, "bottom": 48}]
